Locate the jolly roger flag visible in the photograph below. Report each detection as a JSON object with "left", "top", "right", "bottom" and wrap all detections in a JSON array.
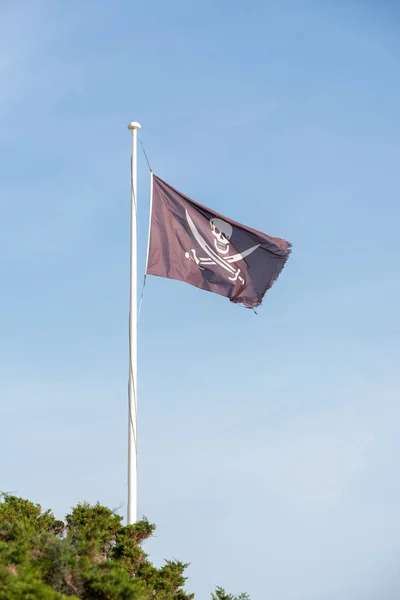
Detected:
[{"left": 146, "top": 175, "right": 292, "bottom": 309}]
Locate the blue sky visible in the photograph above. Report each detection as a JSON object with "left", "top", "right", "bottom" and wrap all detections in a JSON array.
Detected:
[{"left": 1, "top": 1, "right": 400, "bottom": 597}]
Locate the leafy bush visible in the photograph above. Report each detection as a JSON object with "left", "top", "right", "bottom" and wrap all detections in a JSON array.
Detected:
[{"left": 0, "top": 494, "right": 248, "bottom": 599}]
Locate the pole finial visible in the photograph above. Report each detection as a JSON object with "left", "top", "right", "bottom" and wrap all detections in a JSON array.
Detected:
[{"left": 128, "top": 122, "right": 141, "bottom": 131}]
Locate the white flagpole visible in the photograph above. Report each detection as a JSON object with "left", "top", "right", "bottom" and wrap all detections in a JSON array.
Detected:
[{"left": 127, "top": 121, "right": 141, "bottom": 524}]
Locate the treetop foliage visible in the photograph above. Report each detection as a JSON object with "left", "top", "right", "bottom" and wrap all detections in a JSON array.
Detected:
[{"left": 0, "top": 493, "right": 248, "bottom": 600}]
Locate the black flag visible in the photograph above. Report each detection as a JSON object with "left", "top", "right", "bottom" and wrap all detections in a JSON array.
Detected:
[{"left": 146, "top": 175, "right": 291, "bottom": 308}]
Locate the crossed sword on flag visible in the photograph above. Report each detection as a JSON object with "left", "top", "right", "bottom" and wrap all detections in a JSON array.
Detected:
[{"left": 184, "top": 210, "right": 259, "bottom": 284}]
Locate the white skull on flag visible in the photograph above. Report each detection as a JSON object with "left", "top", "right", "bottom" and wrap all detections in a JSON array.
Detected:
[{"left": 210, "top": 218, "right": 232, "bottom": 255}]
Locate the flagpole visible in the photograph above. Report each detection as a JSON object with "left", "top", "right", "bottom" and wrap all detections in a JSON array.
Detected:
[{"left": 127, "top": 121, "right": 141, "bottom": 524}]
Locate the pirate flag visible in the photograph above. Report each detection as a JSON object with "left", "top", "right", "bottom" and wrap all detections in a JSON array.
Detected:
[{"left": 146, "top": 175, "right": 291, "bottom": 308}]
